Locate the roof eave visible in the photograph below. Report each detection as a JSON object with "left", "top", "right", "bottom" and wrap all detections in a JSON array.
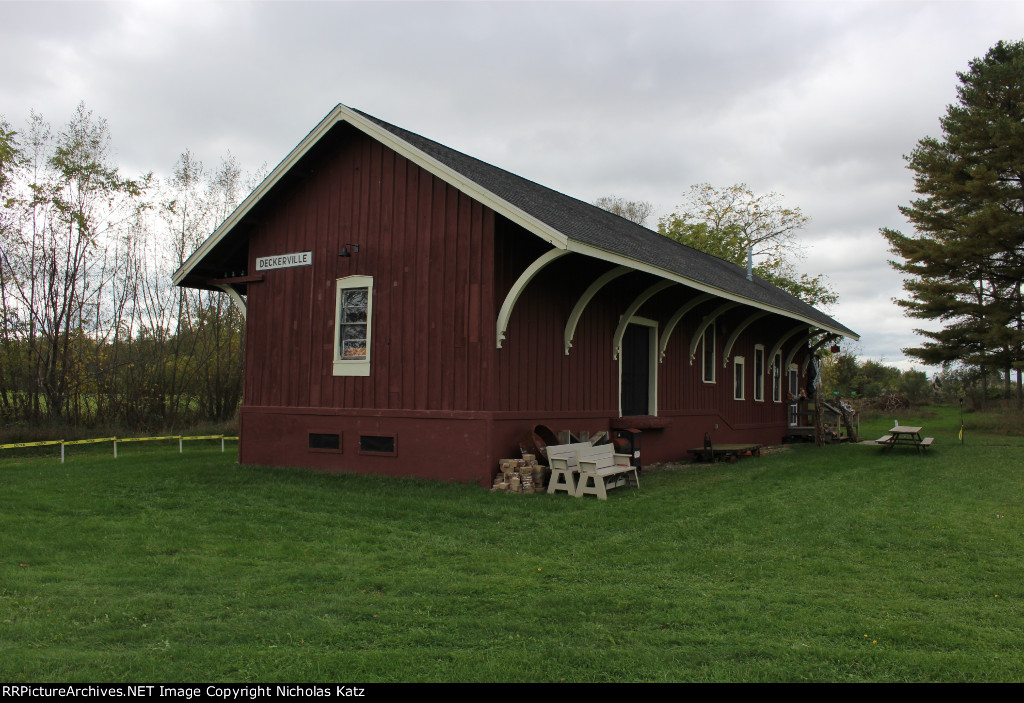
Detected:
[
  {"left": 173, "top": 104, "right": 857, "bottom": 342},
  {"left": 174, "top": 103, "right": 570, "bottom": 286},
  {"left": 565, "top": 239, "right": 859, "bottom": 341}
]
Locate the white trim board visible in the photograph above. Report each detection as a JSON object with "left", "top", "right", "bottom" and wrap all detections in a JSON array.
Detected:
[
  {"left": 617, "top": 316, "right": 658, "bottom": 418},
  {"left": 174, "top": 104, "right": 858, "bottom": 343}
]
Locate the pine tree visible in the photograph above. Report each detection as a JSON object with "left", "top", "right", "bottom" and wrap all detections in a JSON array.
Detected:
[{"left": 883, "top": 40, "right": 1024, "bottom": 408}]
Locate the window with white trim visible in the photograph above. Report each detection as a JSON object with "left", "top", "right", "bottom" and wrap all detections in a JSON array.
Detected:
[
  {"left": 772, "top": 352, "right": 782, "bottom": 402},
  {"left": 753, "top": 345, "right": 765, "bottom": 402},
  {"left": 333, "top": 275, "right": 373, "bottom": 376},
  {"left": 702, "top": 323, "right": 715, "bottom": 384},
  {"left": 734, "top": 356, "right": 745, "bottom": 400}
]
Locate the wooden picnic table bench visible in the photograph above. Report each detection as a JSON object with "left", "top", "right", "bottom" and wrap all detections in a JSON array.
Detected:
[
  {"left": 575, "top": 443, "right": 639, "bottom": 500},
  {"left": 546, "top": 443, "right": 581, "bottom": 496},
  {"left": 876, "top": 425, "right": 934, "bottom": 454}
]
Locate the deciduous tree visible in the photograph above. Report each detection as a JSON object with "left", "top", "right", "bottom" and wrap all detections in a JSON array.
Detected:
[
  {"left": 593, "top": 195, "right": 655, "bottom": 227},
  {"left": 659, "top": 183, "right": 837, "bottom": 308}
]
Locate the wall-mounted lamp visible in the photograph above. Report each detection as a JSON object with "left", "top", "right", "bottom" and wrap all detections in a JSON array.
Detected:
[{"left": 338, "top": 243, "right": 361, "bottom": 258}]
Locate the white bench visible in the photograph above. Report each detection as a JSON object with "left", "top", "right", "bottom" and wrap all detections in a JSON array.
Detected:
[
  {"left": 546, "top": 443, "right": 581, "bottom": 495},
  {"left": 575, "top": 443, "right": 639, "bottom": 500}
]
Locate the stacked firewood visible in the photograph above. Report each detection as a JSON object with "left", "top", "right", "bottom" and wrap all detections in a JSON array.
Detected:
[{"left": 491, "top": 454, "right": 548, "bottom": 494}]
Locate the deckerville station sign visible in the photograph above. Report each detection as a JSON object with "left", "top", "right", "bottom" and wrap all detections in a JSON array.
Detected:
[{"left": 255, "top": 251, "right": 313, "bottom": 272}]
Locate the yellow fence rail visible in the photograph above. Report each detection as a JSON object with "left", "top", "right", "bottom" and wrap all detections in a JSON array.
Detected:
[{"left": 0, "top": 435, "right": 239, "bottom": 463}]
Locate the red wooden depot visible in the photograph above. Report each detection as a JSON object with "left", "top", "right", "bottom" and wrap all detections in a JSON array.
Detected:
[{"left": 174, "top": 104, "right": 858, "bottom": 485}]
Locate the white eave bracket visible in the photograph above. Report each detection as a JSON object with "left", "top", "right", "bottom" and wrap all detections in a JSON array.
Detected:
[
  {"left": 768, "top": 325, "right": 809, "bottom": 372},
  {"left": 658, "top": 293, "right": 714, "bottom": 362},
  {"left": 803, "top": 333, "right": 840, "bottom": 373},
  {"left": 689, "top": 302, "right": 740, "bottom": 364},
  {"left": 612, "top": 280, "right": 676, "bottom": 360},
  {"left": 496, "top": 249, "right": 570, "bottom": 348},
  {"left": 564, "top": 266, "right": 631, "bottom": 355},
  {"left": 721, "top": 311, "right": 770, "bottom": 367},
  {"left": 784, "top": 331, "right": 817, "bottom": 371},
  {"left": 215, "top": 284, "right": 247, "bottom": 320}
]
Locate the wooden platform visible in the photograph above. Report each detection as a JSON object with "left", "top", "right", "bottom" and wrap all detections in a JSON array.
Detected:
[{"left": 689, "top": 443, "right": 762, "bottom": 463}]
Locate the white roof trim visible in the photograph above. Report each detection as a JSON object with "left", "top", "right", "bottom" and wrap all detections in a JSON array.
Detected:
[
  {"left": 173, "top": 104, "right": 858, "bottom": 343},
  {"left": 173, "top": 104, "right": 568, "bottom": 286},
  {"left": 565, "top": 239, "right": 858, "bottom": 341}
]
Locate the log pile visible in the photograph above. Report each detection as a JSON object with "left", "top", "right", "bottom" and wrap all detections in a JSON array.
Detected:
[{"left": 491, "top": 454, "right": 548, "bottom": 494}]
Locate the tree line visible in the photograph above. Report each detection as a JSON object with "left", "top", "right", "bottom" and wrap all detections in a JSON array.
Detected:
[{"left": 0, "top": 103, "right": 260, "bottom": 433}]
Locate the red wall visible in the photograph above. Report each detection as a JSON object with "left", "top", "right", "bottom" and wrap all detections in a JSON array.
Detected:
[
  {"left": 490, "top": 220, "right": 807, "bottom": 466},
  {"left": 244, "top": 125, "right": 497, "bottom": 413},
  {"left": 236, "top": 125, "right": 808, "bottom": 483}
]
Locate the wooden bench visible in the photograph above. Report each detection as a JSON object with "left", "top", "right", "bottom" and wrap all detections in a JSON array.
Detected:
[
  {"left": 874, "top": 435, "right": 893, "bottom": 445},
  {"left": 919, "top": 437, "right": 934, "bottom": 448},
  {"left": 575, "top": 443, "right": 639, "bottom": 500},
  {"left": 546, "top": 443, "right": 581, "bottom": 495}
]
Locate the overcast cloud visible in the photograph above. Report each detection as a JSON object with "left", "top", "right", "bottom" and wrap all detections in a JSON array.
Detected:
[{"left": 3, "top": 0, "right": 1023, "bottom": 370}]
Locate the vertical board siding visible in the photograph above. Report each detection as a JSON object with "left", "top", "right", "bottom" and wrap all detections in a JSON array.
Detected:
[
  {"left": 244, "top": 126, "right": 495, "bottom": 412},
  {"left": 493, "top": 225, "right": 623, "bottom": 416},
  {"left": 492, "top": 221, "right": 791, "bottom": 431},
  {"left": 242, "top": 124, "right": 796, "bottom": 439}
]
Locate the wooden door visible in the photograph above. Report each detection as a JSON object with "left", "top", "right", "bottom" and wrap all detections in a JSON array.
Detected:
[{"left": 621, "top": 323, "right": 650, "bottom": 416}]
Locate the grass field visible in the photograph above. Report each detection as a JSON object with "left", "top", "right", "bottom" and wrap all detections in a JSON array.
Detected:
[{"left": 1, "top": 406, "right": 1022, "bottom": 682}]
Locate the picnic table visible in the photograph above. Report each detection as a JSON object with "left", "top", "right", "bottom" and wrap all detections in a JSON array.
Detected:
[
  {"left": 689, "top": 432, "right": 761, "bottom": 463},
  {"left": 875, "top": 425, "right": 934, "bottom": 455}
]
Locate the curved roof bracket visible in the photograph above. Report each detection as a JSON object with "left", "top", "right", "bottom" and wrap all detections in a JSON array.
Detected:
[
  {"left": 215, "top": 284, "right": 247, "bottom": 320},
  {"left": 803, "top": 333, "right": 840, "bottom": 372},
  {"left": 784, "top": 331, "right": 817, "bottom": 371},
  {"left": 496, "top": 249, "right": 570, "bottom": 348},
  {"left": 563, "top": 265, "right": 631, "bottom": 355},
  {"left": 767, "top": 325, "right": 809, "bottom": 370},
  {"left": 612, "top": 280, "right": 676, "bottom": 360},
  {"left": 810, "top": 332, "right": 840, "bottom": 354},
  {"left": 689, "top": 302, "right": 739, "bottom": 364},
  {"left": 658, "top": 293, "right": 714, "bottom": 362},
  {"left": 721, "top": 311, "right": 770, "bottom": 367}
]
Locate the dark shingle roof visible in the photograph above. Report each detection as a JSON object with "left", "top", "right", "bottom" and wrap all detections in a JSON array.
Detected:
[
  {"left": 176, "top": 103, "right": 856, "bottom": 339},
  {"left": 355, "top": 109, "right": 856, "bottom": 338}
]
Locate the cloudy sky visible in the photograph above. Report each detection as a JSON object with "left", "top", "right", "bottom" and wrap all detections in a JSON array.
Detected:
[{"left": 3, "top": 0, "right": 1022, "bottom": 370}]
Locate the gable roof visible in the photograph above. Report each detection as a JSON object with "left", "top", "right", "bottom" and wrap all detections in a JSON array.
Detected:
[{"left": 174, "top": 103, "right": 858, "bottom": 340}]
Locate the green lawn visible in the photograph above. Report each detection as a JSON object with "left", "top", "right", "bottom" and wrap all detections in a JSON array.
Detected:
[{"left": 1, "top": 406, "right": 1022, "bottom": 682}]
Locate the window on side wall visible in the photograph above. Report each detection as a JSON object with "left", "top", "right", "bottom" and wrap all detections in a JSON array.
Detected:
[
  {"left": 753, "top": 345, "right": 765, "bottom": 402},
  {"left": 734, "top": 356, "right": 745, "bottom": 400},
  {"left": 334, "top": 275, "right": 373, "bottom": 377},
  {"left": 702, "top": 323, "right": 716, "bottom": 384},
  {"left": 772, "top": 352, "right": 782, "bottom": 402}
]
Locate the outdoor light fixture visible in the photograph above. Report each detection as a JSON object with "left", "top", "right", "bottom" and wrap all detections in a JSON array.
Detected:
[{"left": 338, "top": 244, "right": 361, "bottom": 257}]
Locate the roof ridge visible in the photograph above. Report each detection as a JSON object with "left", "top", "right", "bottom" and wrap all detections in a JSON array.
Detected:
[{"left": 176, "top": 102, "right": 856, "bottom": 339}]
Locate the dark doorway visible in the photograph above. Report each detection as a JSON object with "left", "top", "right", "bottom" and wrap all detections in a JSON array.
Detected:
[{"left": 621, "top": 323, "right": 651, "bottom": 416}]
